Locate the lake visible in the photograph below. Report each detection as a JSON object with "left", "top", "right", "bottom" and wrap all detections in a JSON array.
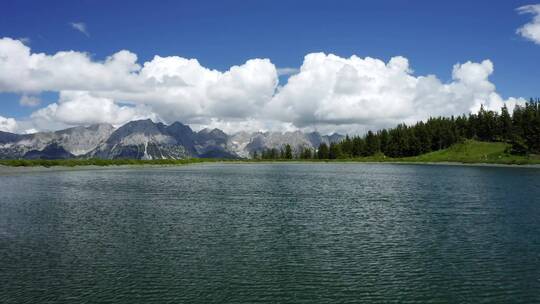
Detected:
[{"left": 1, "top": 163, "right": 539, "bottom": 303}]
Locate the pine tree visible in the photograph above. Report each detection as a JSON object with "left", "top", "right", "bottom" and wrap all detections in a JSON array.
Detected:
[
  {"left": 303, "top": 147, "right": 313, "bottom": 159},
  {"left": 285, "top": 144, "right": 293, "bottom": 159},
  {"left": 500, "top": 104, "right": 512, "bottom": 141},
  {"left": 328, "top": 143, "right": 342, "bottom": 159},
  {"left": 270, "top": 148, "right": 278, "bottom": 159},
  {"left": 378, "top": 129, "right": 390, "bottom": 156},
  {"left": 341, "top": 135, "right": 353, "bottom": 157},
  {"left": 318, "top": 143, "right": 329, "bottom": 159},
  {"left": 365, "top": 131, "right": 380, "bottom": 156}
]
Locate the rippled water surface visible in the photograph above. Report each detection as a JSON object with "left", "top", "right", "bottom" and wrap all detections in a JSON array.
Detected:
[{"left": 1, "top": 163, "right": 540, "bottom": 303}]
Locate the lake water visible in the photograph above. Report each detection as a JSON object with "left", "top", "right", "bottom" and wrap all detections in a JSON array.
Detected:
[{"left": 1, "top": 163, "right": 540, "bottom": 303}]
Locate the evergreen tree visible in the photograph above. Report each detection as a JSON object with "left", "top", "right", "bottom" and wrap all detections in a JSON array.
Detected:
[
  {"left": 378, "top": 129, "right": 390, "bottom": 156},
  {"left": 318, "top": 143, "right": 329, "bottom": 159},
  {"left": 414, "top": 122, "right": 431, "bottom": 154},
  {"left": 270, "top": 148, "right": 278, "bottom": 159},
  {"left": 341, "top": 135, "right": 353, "bottom": 157},
  {"left": 365, "top": 131, "right": 380, "bottom": 155},
  {"left": 301, "top": 147, "right": 313, "bottom": 159},
  {"left": 284, "top": 144, "right": 293, "bottom": 159},
  {"left": 328, "top": 143, "right": 342, "bottom": 159},
  {"left": 500, "top": 104, "right": 513, "bottom": 141},
  {"left": 351, "top": 136, "right": 365, "bottom": 157}
]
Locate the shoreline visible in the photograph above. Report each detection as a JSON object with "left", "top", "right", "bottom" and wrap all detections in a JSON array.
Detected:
[{"left": 1, "top": 160, "right": 539, "bottom": 175}]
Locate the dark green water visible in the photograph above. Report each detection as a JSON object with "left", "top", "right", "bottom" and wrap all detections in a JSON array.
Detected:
[{"left": 1, "top": 163, "right": 540, "bottom": 303}]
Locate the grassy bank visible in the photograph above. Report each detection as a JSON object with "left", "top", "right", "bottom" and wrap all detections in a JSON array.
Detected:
[
  {"left": 1, "top": 140, "right": 539, "bottom": 168},
  {"left": 401, "top": 140, "right": 540, "bottom": 165},
  {"left": 319, "top": 140, "right": 539, "bottom": 165},
  {"left": 256, "top": 141, "right": 540, "bottom": 165}
]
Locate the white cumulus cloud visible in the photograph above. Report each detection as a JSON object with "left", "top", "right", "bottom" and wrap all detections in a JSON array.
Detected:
[
  {"left": 517, "top": 4, "right": 540, "bottom": 44},
  {"left": 31, "top": 91, "right": 159, "bottom": 128},
  {"left": 0, "top": 37, "right": 526, "bottom": 134},
  {"left": 0, "top": 38, "right": 141, "bottom": 93},
  {"left": 0, "top": 115, "right": 17, "bottom": 133},
  {"left": 0, "top": 37, "right": 279, "bottom": 131},
  {"left": 266, "top": 53, "right": 524, "bottom": 133},
  {"left": 277, "top": 67, "right": 300, "bottom": 76}
]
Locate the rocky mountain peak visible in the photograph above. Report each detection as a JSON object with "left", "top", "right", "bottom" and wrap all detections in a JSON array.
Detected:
[{"left": 0, "top": 120, "right": 344, "bottom": 160}]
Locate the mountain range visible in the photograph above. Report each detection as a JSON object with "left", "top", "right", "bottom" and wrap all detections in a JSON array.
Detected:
[{"left": 0, "top": 120, "right": 343, "bottom": 160}]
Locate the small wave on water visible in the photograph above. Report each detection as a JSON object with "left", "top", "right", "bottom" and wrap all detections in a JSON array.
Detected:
[{"left": 1, "top": 163, "right": 539, "bottom": 303}]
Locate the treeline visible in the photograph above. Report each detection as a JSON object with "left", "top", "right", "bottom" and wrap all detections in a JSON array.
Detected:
[
  {"left": 258, "top": 100, "right": 540, "bottom": 159},
  {"left": 258, "top": 144, "right": 313, "bottom": 160}
]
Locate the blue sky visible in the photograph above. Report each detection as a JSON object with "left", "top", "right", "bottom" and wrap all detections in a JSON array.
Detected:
[{"left": 0, "top": 0, "right": 539, "bottom": 133}]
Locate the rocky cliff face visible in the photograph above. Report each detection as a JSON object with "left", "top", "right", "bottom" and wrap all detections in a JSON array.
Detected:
[
  {"left": 195, "top": 128, "right": 237, "bottom": 158},
  {"left": 0, "top": 124, "right": 114, "bottom": 159},
  {"left": 88, "top": 120, "right": 192, "bottom": 160},
  {"left": 229, "top": 131, "right": 343, "bottom": 157},
  {"left": 23, "top": 143, "right": 75, "bottom": 160},
  {"left": 0, "top": 120, "right": 343, "bottom": 160}
]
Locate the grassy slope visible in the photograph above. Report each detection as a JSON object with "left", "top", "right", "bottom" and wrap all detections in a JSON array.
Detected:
[
  {"left": 310, "top": 140, "right": 539, "bottom": 165},
  {"left": 1, "top": 140, "right": 539, "bottom": 167},
  {"left": 402, "top": 140, "right": 540, "bottom": 165}
]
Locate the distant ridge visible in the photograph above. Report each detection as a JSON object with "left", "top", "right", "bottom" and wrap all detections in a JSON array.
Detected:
[{"left": 0, "top": 120, "right": 343, "bottom": 160}]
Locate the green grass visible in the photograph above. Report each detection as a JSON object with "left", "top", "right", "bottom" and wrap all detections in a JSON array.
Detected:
[
  {"left": 1, "top": 140, "right": 539, "bottom": 167},
  {"left": 291, "top": 140, "right": 539, "bottom": 165},
  {"left": 402, "top": 140, "right": 540, "bottom": 165}
]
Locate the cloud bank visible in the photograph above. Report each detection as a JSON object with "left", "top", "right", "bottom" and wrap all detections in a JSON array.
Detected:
[
  {"left": 517, "top": 4, "right": 540, "bottom": 44},
  {"left": 0, "top": 115, "right": 17, "bottom": 133},
  {"left": 0, "top": 37, "right": 525, "bottom": 134}
]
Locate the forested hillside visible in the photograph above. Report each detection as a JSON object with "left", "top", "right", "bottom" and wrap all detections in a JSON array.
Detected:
[{"left": 260, "top": 100, "right": 540, "bottom": 160}]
